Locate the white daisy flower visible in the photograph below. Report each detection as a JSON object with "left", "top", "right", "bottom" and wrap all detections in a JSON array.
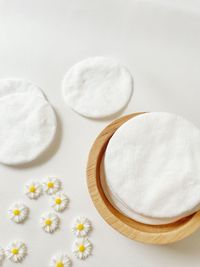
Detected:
[
  {"left": 50, "top": 253, "right": 72, "bottom": 267},
  {"left": 50, "top": 193, "right": 69, "bottom": 212},
  {"left": 40, "top": 212, "right": 60, "bottom": 233},
  {"left": 5, "top": 240, "right": 27, "bottom": 263},
  {"left": 8, "top": 202, "right": 29, "bottom": 223},
  {"left": 72, "top": 217, "right": 92, "bottom": 237},
  {"left": 25, "top": 180, "right": 42, "bottom": 199},
  {"left": 72, "top": 238, "right": 92, "bottom": 260},
  {"left": 0, "top": 247, "right": 4, "bottom": 264},
  {"left": 43, "top": 178, "right": 61, "bottom": 195}
]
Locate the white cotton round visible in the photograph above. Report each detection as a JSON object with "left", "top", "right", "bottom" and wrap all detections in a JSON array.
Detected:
[
  {"left": 0, "top": 79, "right": 45, "bottom": 99},
  {"left": 104, "top": 112, "right": 200, "bottom": 221},
  {"left": 62, "top": 57, "right": 133, "bottom": 118},
  {"left": 0, "top": 94, "right": 57, "bottom": 165},
  {"left": 101, "top": 168, "right": 186, "bottom": 225}
]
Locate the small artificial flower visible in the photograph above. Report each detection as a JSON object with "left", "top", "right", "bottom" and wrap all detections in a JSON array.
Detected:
[
  {"left": 72, "top": 217, "right": 92, "bottom": 237},
  {"left": 40, "top": 212, "right": 60, "bottom": 233},
  {"left": 50, "top": 253, "right": 72, "bottom": 267},
  {"left": 43, "top": 178, "right": 61, "bottom": 195},
  {"left": 50, "top": 193, "right": 69, "bottom": 212},
  {"left": 8, "top": 202, "right": 29, "bottom": 223},
  {"left": 5, "top": 240, "right": 27, "bottom": 263},
  {"left": 0, "top": 247, "right": 4, "bottom": 264},
  {"left": 72, "top": 238, "right": 92, "bottom": 260},
  {"left": 25, "top": 180, "right": 42, "bottom": 199}
]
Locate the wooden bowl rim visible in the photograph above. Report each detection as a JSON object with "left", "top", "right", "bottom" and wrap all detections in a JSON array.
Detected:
[{"left": 87, "top": 112, "right": 200, "bottom": 244}]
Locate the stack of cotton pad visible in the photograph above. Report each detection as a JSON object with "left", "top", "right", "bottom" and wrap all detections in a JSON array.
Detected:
[
  {"left": 62, "top": 57, "right": 133, "bottom": 119},
  {"left": 0, "top": 79, "right": 57, "bottom": 166},
  {"left": 103, "top": 112, "right": 200, "bottom": 225}
]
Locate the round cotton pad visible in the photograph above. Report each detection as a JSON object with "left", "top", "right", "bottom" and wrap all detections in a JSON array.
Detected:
[
  {"left": 104, "top": 112, "right": 200, "bottom": 220},
  {"left": 62, "top": 57, "right": 133, "bottom": 118},
  {"left": 0, "top": 79, "right": 44, "bottom": 98},
  {"left": 101, "top": 161, "right": 187, "bottom": 225},
  {"left": 0, "top": 94, "right": 57, "bottom": 165}
]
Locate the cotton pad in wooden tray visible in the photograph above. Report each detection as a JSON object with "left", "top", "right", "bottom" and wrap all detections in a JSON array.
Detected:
[{"left": 87, "top": 112, "right": 200, "bottom": 244}]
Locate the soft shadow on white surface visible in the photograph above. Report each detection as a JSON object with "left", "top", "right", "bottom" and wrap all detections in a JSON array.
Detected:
[
  {"left": 166, "top": 230, "right": 200, "bottom": 255},
  {"left": 126, "top": 2, "right": 200, "bottom": 126},
  {"left": 146, "top": 230, "right": 200, "bottom": 266}
]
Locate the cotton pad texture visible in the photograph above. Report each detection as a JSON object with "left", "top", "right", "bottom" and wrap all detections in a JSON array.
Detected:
[
  {"left": 101, "top": 162, "right": 183, "bottom": 225},
  {"left": 104, "top": 112, "right": 200, "bottom": 225},
  {"left": 0, "top": 79, "right": 44, "bottom": 98},
  {"left": 0, "top": 79, "right": 57, "bottom": 166},
  {"left": 62, "top": 57, "right": 133, "bottom": 119}
]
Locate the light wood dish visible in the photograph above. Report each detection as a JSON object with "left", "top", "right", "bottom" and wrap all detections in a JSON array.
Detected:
[{"left": 87, "top": 112, "right": 200, "bottom": 244}]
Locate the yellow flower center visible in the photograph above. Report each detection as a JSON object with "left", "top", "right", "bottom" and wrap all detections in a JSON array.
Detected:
[
  {"left": 56, "top": 262, "right": 64, "bottom": 267},
  {"left": 55, "top": 198, "right": 62, "bottom": 205},
  {"left": 12, "top": 248, "right": 19, "bottom": 255},
  {"left": 47, "top": 182, "right": 54, "bottom": 188},
  {"left": 45, "top": 219, "right": 52, "bottom": 226},
  {"left": 79, "top": 245, "right": 85, "bottom": 252},
  {"left": 13, "top": 209, "right": 20, "bottom": 216},
  {"left": 76, "top": 223, "right": 84, "bottom": 231},
  {"left": 29, "top": 186, "right": 36, "bottom": 193}
]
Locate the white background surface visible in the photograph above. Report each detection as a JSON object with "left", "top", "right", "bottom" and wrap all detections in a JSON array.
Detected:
[{"left": 0, "top": 0, "right": 200, "bottom": 266}]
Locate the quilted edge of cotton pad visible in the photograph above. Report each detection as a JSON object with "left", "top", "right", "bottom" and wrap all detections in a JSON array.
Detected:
[
  {"left": 62, "top": 57, "right": 134, "bottom": 119},
  {"left": 0, "top": 94, "right": 57, "bottom": 166},
  {"left": 0, "top": 78, "right": 46, "bottom": 99},
  {"left": 100, "top": 159, "right": 189, "bottom": 225},
  {"left": 104, "top": 112, "right": 200, "bottom": 220}
]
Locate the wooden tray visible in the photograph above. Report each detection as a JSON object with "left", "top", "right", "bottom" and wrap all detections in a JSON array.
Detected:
[{"left": 87, "top": 112, "right": 200, "bottom": 244}]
